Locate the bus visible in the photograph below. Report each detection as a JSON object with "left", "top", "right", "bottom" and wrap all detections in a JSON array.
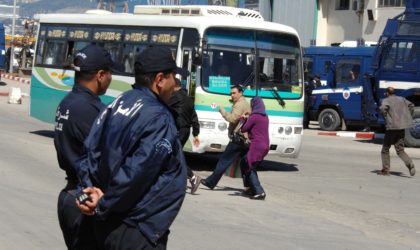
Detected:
[{"left": 30, "top": 5, "right": 304, "bottom": 157}]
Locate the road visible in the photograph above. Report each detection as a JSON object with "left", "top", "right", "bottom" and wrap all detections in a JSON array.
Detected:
[{"left": 0, "top": 78, "right": 419, "bottom": 250}]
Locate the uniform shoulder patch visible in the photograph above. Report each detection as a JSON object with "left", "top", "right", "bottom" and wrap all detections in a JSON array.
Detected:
[{"left": 155, "top": 139, "right": 173, "bottom": 155}]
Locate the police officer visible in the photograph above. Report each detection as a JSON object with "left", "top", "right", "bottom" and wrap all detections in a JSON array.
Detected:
[
  {"left": 54, "top": 44, "right": 114, "bottom": 249},
  {"left": 76, "top": 47, "right": 188, "bottom": 249}
]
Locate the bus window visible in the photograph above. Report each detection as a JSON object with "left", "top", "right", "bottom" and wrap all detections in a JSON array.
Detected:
[
  {"left": 103, "top": 42, "right": 123, "bottom": 66},
  {"left": 122, "top": 44, "right": 145, "bottom": 74},
  {"left": 256, "top": 31, "right": 302, "bottom": 97},
  {"left": 42, "top": 40, "right": 67, "bottom": 66},
  {"left": 73, "top": 41, "right": 91, "bottom": 55},
  {"left": 35, "top": 39, "right": 46, "bottom": 65},
  {"left": 66, "top": 41, "right": 91, "bottom": 65},
  {"left": 303, "top": 57, "right": 313, "bottom": 82},
  {"left": 202, "top": 28, "right": 255, "bottom": 95}
]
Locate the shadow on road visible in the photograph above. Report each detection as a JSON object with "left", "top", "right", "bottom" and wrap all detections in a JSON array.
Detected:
[
  {"left": 185, "top": 152, "right": 299, "bottom": 172},
  {"left": 206, "top": 186, "right": 244, "bottom": 192},
  {"left": 185, "top": 152, "right": 220, "bottom": 171},
  {"left": 0, "top": 81, "right": 7, "bottom": 86},
  {"left": 370, "top": 169, "right": 411, "bottom": 178},
  {"left": 259, "top": 160, "right": 299, "bottom": 172},
  {"left": 30, "top": 130, "right": 54, "bottom": 138}
]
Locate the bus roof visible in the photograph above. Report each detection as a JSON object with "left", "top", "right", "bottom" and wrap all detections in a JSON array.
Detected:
[
  {"left": 38, "top": 5, "right": 299, "bottom": 38},
  {"left": 304, "top": 46, "right": 376, "bottom": 57}
]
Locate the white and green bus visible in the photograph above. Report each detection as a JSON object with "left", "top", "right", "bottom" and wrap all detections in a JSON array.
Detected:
[{"left": 30, "top": 5, "right": 304, "bottom": 157}]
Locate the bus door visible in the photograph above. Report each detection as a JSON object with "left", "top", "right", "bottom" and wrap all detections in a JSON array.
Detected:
[
  {"left": 181, "top": 48, "right": 193, "bottom": 94},
  {"left": 333, "top": 57, "right": 363, "bottom": 120},
  {"left": 180, "top": 28, "right": 199, "bottom": 96}
]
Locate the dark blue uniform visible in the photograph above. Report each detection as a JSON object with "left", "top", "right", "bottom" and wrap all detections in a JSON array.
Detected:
[
  {"left": 54, "top": 84, "right": 104, "bottom": 249},
  {"left": 77, "top": 85, "right": 187, "bottom": 248}
]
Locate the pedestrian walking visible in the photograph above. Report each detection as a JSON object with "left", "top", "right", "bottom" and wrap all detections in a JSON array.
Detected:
[
  {"left": 378, "top": 87, "right": 416, "bottom": 176},
  {"left": 201, "top": 85, "right": 251, "bottom": 189},
  {"left": 169, "top": 78, "right": 202, "bottom": 194},
  {"left": 54, "top": 44, "right": 114, "bottom": 249},
  {"left": 76, "top": 46, "right": 188, "bottom": 249},
  {"left": 239, "top": 96, "right": 269, "bottom": 200}
]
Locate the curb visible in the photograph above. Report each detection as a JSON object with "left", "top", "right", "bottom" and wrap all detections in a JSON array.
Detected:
[
  {"left": 1, "top": 73, "right": 31, "bottom": 84},
  {"left": 0, "top": 91, "right": 29, "bottom": 98},
  {"left": 318, "top": 131, "right": 384, "bottom": 140}
]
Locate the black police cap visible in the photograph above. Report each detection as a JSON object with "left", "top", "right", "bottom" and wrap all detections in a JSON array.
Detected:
[
  {"left": 135, "top": 47, "right": 189, "bottom": 77},
  {"left": 73, "top": 44, "right": 117, "bottom": 72}
]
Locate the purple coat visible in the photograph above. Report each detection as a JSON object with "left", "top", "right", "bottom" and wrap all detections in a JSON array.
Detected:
[{"left": 241, "top": 97, "right": 269, "bottom": 169}]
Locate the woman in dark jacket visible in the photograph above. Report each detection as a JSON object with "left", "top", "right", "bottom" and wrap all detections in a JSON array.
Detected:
[{"left": 240, "top": 96, "right": 269, "bottom": 200}]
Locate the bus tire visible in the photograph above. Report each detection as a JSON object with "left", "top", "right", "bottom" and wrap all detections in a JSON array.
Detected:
[
  {"left": 405, "top": 107, "right": 420, "bottom": 148},
  {"left": 318, "top": 108, "right": 341, "bottom": 131}
]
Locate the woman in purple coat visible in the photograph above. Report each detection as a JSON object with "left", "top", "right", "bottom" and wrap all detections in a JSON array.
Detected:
[{"left": 240, "top": 96, "right": 269, "bottom": 200}]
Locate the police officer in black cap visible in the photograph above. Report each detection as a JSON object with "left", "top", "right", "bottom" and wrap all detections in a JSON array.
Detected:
[
  {"left": 76, "top": 46, "right": 189, "bottom": 249},
  {"left": 54, "top": 44, "right": 115, "bottom": 249}
]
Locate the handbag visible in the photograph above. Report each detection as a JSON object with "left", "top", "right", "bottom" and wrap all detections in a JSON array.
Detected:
[{"left": 231, "top": 121, "right": 249, "bottom": 148}]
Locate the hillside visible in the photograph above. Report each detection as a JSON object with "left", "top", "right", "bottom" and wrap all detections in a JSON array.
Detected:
[{"left": 19, "top": 0, "right": 97, "bottom": 18}]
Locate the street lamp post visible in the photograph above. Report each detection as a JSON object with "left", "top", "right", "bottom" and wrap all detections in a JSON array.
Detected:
[{"left": 9, "top": 0, "right": 17, "bottom": 74}]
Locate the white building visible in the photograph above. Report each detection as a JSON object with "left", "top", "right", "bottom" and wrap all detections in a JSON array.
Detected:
[
  {"left": 317, "top": 0, "right": 406, "bottom": 46},
  {"left": 255, "top": 0, "right": 407, "bottom": 47}
]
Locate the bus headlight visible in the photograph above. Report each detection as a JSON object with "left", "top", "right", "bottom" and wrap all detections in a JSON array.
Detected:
[
  {"left": 278, "top": 127, "right": 284, "bottom": 134},
  {"left": 218, "top": 122, "right": 227, "bottom": 131},
  {"left": 285, "top": 126, "right": 293, "bottom": 135},
  {"left": 199, "top": 121, "right": 215, "bottom": 129}
]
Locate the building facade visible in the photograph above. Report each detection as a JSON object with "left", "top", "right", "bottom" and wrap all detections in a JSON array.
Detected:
[
  {"left": 317, "top": 0, "right": 406, "bottom": 46},
  {"left": 254, "top": 0, "right": 406, "bottom": 47}
]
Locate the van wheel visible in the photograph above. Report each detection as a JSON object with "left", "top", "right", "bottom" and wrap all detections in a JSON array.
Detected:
[
  {"left": 405, "top": 107, "right": 420, "bottom": 147},
  {"left": 318, "top": 108, "right": 341, "bottom": 131}
]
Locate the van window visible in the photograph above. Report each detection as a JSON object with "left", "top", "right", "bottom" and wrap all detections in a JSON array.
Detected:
[{"left": 335, "top": 58, "right": 361, "bottom": 84}]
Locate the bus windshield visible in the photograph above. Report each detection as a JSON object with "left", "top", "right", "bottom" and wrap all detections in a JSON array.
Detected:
[{"left": 201, "top": 28, "right": 302, "bottom": 99}]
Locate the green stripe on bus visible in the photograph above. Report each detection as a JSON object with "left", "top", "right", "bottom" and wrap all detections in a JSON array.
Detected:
[{"left": 195, "top": 105, "right": 303, "bottom": 117}]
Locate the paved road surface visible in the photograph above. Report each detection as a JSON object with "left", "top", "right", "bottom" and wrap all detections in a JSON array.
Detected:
[{"left": 0, "top": 78, "right": 419, "bottom": 250}]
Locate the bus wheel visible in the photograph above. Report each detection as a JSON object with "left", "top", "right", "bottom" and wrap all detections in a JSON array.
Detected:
[
  {"left": 405, "top": 107, "right": 420, "bottom": 147},
  {"left": 318, "top": 108, "right": 341, "bottom": 131}
]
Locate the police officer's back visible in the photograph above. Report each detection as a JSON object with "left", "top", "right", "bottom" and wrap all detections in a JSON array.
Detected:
[
  {"left": 76, "top": 47, "right": 189, "bottom": 249},
  {"left": 54, "top": 44, "right": 114, "bottom": 249}
]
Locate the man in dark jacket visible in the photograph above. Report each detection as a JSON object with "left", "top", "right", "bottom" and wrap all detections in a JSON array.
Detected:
[
  {"left": 169, "top": 78, "right": 202, "bottom": 194},
  {"left": 379, "top": 87, "right": 416, "bottom": 176},
  {"left": 76, "top": 47, "right": 188, "bottom": 249},
  {"left": 303, "top": 75, "right": 320, "bottom": 128},
  {"left": 54, "top": 44, "right": 114, "bottom": 249}
]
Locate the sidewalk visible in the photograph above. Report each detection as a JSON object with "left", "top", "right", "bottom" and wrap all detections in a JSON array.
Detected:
[
  {"left": 318, "top": 131, "right": 385, "bottom": 140},
  {"left": 1, "top": 73, "right": 31, "bottom": 84},
  {"left": 0, "top": 73, "right": 31, "bottom": 97},
  {"left": 307, "top": 122, "right": 385, "bottom": 140}
]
